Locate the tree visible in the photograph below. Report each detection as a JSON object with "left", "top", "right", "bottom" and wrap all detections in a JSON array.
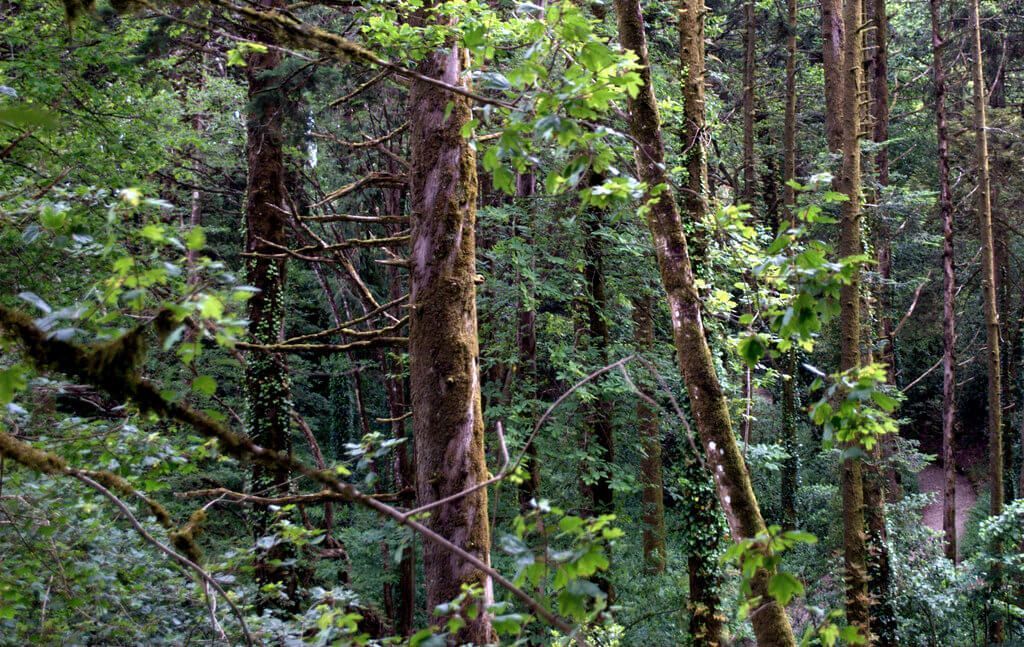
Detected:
[
  {"left": 826, "top": 0, "right": 870, "bottom": 634},
  {"left": 242, "top": 0, "right": 296, "bottom": 606},
  {"left": 968, "top": 0, "right": 1003, "bottom": 640},
  {"left": 929, "top": 0, "right": 957, "bottom": 564},
  {"left": 615, "top": 0, "right": 795, "bottom": 642},
  {"left": 406, "top": 16, "right": 495, "bottom": 642}
]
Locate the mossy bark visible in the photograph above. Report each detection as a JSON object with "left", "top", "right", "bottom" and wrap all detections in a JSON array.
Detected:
[
  {"left": 407, "top": 39, "right": 494, "bottom": 643},
  {"left": 243, "top": 0, "right": 296, "bottom": 606},
  {"left": 635, "top": 296, "right": 666, "bottom": 574},
  {"left": 615, "top": 0, "right": 795, "bottom": 644},
  {"left": 830, "top": 0, "right": 870, "bottom": 634}
]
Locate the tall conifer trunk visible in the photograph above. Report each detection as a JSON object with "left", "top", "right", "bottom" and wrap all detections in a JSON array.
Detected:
[
  {"left": 929, "top": 0, "right": 957, "bottom": 564},
  {"left": 968, "top": 0, "right": 1003, "bottom": 640},
  {"left": 243, "top": 0, "right": 295, "bottom": 605},
  {"left": 863, "top": 0, "right": 896, "bottom": 641},
  {"left": 821, "top": 0, "right": 845, "bottom": 153},
  {"left": 615, "top": 0, "right": 796, "bottom": 643},
  {"left": 407, "top": 35, "right": 495, "bottom": 642}
]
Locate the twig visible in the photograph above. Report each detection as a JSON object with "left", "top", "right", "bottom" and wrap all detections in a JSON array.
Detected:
[{"left": 70, "top": 473, "right": 253, "bottom": 646}]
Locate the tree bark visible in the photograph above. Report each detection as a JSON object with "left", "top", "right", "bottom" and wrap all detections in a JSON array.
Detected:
[
  {"left": 407, "top": 36, "right": 494, "bottom": 642},
  {"left": 583, "top": 209, "right": 615, "bottom": 518},
  {"left": 741, "top": 0, "right": 756, "bottom": 202},
  {"left": 968, "top": 0, "right": 1003, "bottom": 640},
  {"left": 615, "top": 0, "right": 795, "bottom": 643},
  {"left": 930, "top": 0, "right": 956, "bottom": 562},
  {"left": 243, "top": 0, "right": 296, "bottom": 607},
  {"left": 827, "top": 0, "right": 870, "bottom": 634},
  {"left": 634, "top": 295, "right": 666, "bottom": 574},
  {"left": 863, "top": 1, "right": 896, "bottom": 642},
  {"left": 821, "top": 0, "right": 846, "bottom": 153}
]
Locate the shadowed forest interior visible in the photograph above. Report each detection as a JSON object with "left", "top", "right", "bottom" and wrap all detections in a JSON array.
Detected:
[{"left": 3, "top": 0, "right": 1024, "bottom": 645}]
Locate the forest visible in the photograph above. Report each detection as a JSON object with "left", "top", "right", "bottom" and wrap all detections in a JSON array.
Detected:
[{"left": 1, "top": 0, "right": 1024, "bottom": 644}]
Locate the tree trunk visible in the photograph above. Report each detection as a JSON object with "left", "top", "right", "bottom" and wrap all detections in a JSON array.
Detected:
[
  {"left": 821, "top": 0, "right": 846, "bottom": 153},
  {"left": 933, "top": 0, "right": 954, "bottom": 565},
  {"left": 407, "top": 38, "right": 494, "bottom": 642},
  {"left": 930, "top": 0, "right": 956, "bottom": 561},
  {"left": 741, "top": 0, "right": 756, "bottom": 202},
  {"left": 243, "top": 1, "right": 296, "bottom": 607},
  {"left": 827, "top": 0, "right": 871, "bottom": 634},
  {"left": 635, "top": 295, "right": 666, "bottom": 574},
  {"left": 863, "top": 1, "right": 897, "bottom": 642},
  {"left": 779, "top": 0, "right": 799, "bottom": 533},
  {"left": 515, "top": 173, "right": 542, "bottom": 511},
  {"left": 616, "top": 0, "right": 795, "bottom": 643},
  {"left": 583, "top": 209, "right": 615, "bottom": 517},
  {"left": 968, "top": 0, "right": 1003, "bottom": 640}
]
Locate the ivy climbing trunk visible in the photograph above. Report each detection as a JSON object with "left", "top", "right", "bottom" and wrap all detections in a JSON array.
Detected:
[
  {"left": 407, "top": 33, "right": 495, "bottom": 642},
  {"left": 616, "top": 0, "right": 795, "bottom": 643},
  {"left": 243, "top": 0, "right": 295, "bottom": 607},
  {"left": 929, "top": 0, "right": 957, "bottom": 563},
  {"left": 968, "top": 0, "right": 1003, "bottom": 640},
  {"left": 634, "top": 295, "right": 666, "bottom": 574}
]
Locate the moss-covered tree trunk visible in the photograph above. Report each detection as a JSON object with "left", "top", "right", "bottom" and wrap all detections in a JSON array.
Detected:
[
  {"left": 968, "top": 0, "right": 1004, "bottom": 640},
  {"left": 615, "top": 0, "right": 795, "bottom": 643},
  {"left": 407, "top": 37, "right": 494, "bottom": 642},
  {"left": 779, "top": 0, "right": 799, "bottom": 533},
  {"left": 829, "top": 0, "right": 871, "bottom": 634},
  {"left": 243, "top": 0, "right": 295, "bottom": 606}
]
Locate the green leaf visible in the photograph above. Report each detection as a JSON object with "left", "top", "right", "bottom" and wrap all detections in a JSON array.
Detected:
[
  {"left": 738, "top": 334, "right": 767, "bottom": 368},
  {"left": 192, "top": 375, "right": 217, "bottom": 396},
  {"left": 767, "top": 572, "right": 804, "bottom": 606}
]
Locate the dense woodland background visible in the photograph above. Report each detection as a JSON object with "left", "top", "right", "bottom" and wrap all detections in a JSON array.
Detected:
[{"left": 2, "top": 0, "right": 1024, "bottom": 644}]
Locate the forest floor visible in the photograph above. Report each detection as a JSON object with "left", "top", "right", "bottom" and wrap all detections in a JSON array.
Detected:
[{"left": 918, "top": 464, "right": 975, "bottom": 547}]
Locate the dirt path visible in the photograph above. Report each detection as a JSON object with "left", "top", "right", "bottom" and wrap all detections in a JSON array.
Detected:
[{"left": 918, "top": 464, "right": 975, "bottom": 550}]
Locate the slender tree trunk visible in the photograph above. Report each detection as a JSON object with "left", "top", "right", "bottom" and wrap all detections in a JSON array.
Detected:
[
  {"left": 742, "top": 0, "right": 756, "bottom": 202},
  {"left": 827, "top": 0, "right": 871, "bottom": 634},
  {"left": 968, "top": 0, "right": 1003, "bottom": 640},
  {"left": 583, "top": 210, "right": 615, "bottom": 517},
  {"left": 243, "top": 1, "right": 296, "bottom": 607},
  {"left": 635, "top": 295, "right": 666, "bottom": 574},
  {"left": 616, "top": 0, "right": 795, "bottom": 643},
  {"left": 779, "top": 0, "right": 799, "bottom": 533},
  {"left": 821, "top": 0, "right": 845, "bottom": 153},
  {"left": 861, "top": 1, "right": 896, "bottom": 641},
  {"left": 680, "top": 0, "right": 709, "bottom": 263},
  {"left": 407, "top": 35, "right": 494, "bottom": 642},
  {"left": 515, "top": 173, "right": 542, "bottom": 511}
]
